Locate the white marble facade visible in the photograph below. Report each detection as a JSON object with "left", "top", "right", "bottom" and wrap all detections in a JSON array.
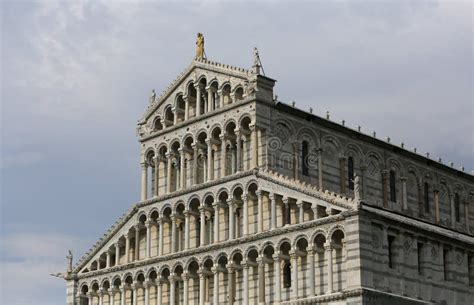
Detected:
[{"left": 62, "top": 54, "right": 474, "bottom": 305}]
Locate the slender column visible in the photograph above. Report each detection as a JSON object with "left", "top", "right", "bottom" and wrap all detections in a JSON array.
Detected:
[
  {"left": 257, "top": 257, "right": 266, "bottom": 305},
  {"left": 465, "top": 202, "right": 470, "bottom": 232},
  {"left": 242, "top": 195, "right": 248, "bottom": 235},
  {"left": 144, "top": 282, "right": 150, "bottom": 305},
  {"left": 106, "top": 252, "right": 111, "bottom": 268},
  {"left": 235, "top": 129, "right": 242, "bottom": 172},
  {"left": 132, "top": 285, "right": 138, "bottom": 305},
  {"left": 146, "top": 221, "right": 151, "bottom": 258},
  {"left": 125, "top": 234, "right": 130, "bottom": 263},
  {"left": 172, "top": 107, "right": 178, "bottom": 125},
  {"left": 361, "top": 165, "right": 367, "bottom": 199},
  {"left": 199, "top": 207, "right": 206, "bottom": 246},
  {"left": 115, "top": 243, "right": 120, "bottom": 266},
  {"left": 256, "top": 191, "right": 263, "bottom": 232},
  {"left": 153, "top": 157, "right": 160, "bottom": 197},
  {"left": 227, "top": 265, "right": 235, "bottom": 304},
  {"left": 291, "top": 251, "right": 299, "bottom": 299},
  {"left": 228, "top": 200, "right": 235, "bottom": 239},
  {"left": 242, "top": 263, "right": 249, "bottom": 305},
  {"left": 171, "top": 215, "right": 177, "bottom": 253},
  {"left": 220, "top": 135, "right": 227, "bottom": 178},
  {"left": 382, "top": 170, "right": 389, "bottom": 207},
  {"left": 213, "top": 203, "right": 220, "bottom": 243},
  {"left": 293, "top": 142, "right": 299, "bottom": 180},
  {"left": 99, "top": 291, "right": 104, "bottom": 305},
  {"left": 180, "top": 149, "right": 186, "bottom": 189},
  {"left": 449, "top": 194, "right": 455, "bottom": 227},
  {"left": 207, "top": 87, "right": 213, "bottom": 112},
  {"left": 297, "top": 200, "right": 304, "bottom": 223},
  {"left": 435, "top": 189, "right": 440, "bottom": 222},
  {"left": 308, "top": 248, "right": 316, "bottom": 296},
  {"left": 196, "top": 85, "right": 202, "bottom": 116},
  {"left": 183, "top": 273, "right": 189, "bottom": 305},
  {"left": 157, "top": 281, "right": 162, "bottom": 305},
  {"left": 120, "top": 287, "right": 126, "bottom": 305},
  {"left": 269, "top": 193, "right": 277, "bottom": 230},
  {"left": 192, "top": 144, "right": 198, "bottom": 185},
  {"left": 339, "top": 157, "right": 346, "bottom": 193},
  {"left": 283, "top": 197, "right": 290, "bottom": 226},
  {"left": 110, "top": 289, "right": 116, "bottom": 305},
  {"left": 141, "top": 162, "right": 148, "bottom": 201},
  {"left": 212, "top": 267, "right": 219, "bottom": 305},
  {"left": 273, "top": 255, "right": 281, "bottom": 303},
  {"left": 184, "top": 96, "right": 189, "bottom": 120},
  {"left": 134, "top": 226, "right": 140, "bottom": 261},
  {"left": 184, "top": 211, "right": 190, "bottom": 250},
  {"left": 219, "top": 91, "right": 224, "bottom": 108},
  {"left": 325, "top": 243, "right": 333, "bottom": 294},
  {"left": 318, "top": 149, "right": 323, "bottom": 189},
  {"left": 401, "top": 177, "right": 408, "bottom": 211},
  {"left": 250, "top": 124, "right": 258, "bottom": 168},
  {"left": 166, "top": 153, "right": 172, "bottom": 193},
  {"left": 169, "top": 275, "right": 176, "bottom": 305},
  {"left": 199, "top": 272, "right": 205, "bottom": 305},
  {"left": 206, "top": 140, "right": 213, "bottom": 181},
  {"left": 158, "top": 219, "right": 164, "bottom": 255}
]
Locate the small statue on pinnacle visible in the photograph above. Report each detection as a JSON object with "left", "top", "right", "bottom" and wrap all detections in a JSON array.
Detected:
[{"left": 196, "top": 33, "right": 205, "bottom": 60}]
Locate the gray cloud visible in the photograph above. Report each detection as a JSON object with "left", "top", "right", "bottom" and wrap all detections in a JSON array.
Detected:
[{"left": 1, "top": 1, "right": 472, "bottom": 304}]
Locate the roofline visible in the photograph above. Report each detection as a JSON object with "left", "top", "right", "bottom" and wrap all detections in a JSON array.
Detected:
[{"left": 274, "top": 101, "right": 474, "bottom": 183}]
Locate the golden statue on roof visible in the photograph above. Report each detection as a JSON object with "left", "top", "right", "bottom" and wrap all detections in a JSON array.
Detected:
[{"left": 196, "top": 33, "right": 205, "bottom": 59}]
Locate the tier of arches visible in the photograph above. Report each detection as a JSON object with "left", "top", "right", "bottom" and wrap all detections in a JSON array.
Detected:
[
  {"left": 78, "top": 228, "right": 346, "bottom": 305},
  {"left": 140, "top": 116, "right": 258, "bottom": 201},
  {"left": 152, "top": 77, "right": 245, "bottom": 132},
  {"left": 81, "top": 181, "right": 342, "bottom": 275},
  {"left": 269, "top": 121, "right": 473, "bottom": 233}
]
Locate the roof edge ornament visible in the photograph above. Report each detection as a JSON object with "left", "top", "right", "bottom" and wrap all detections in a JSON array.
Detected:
[
  {"left": 252, "top": 47, "right": 265, "bottom": 76},
  {"left": 195, "top": 32, "right": 206, "bottom": 60}
]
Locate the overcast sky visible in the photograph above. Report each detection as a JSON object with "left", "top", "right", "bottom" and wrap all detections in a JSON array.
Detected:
[{"left": 1, "top": 1, "right": 472, "bottom": 304}]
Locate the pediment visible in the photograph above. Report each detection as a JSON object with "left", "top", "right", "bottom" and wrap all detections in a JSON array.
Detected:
[{"left": 137, "top": 58, "right": 251, "bottom": 137}]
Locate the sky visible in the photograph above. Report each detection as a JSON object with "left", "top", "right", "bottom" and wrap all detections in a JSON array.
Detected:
[{"left": 1, "top": 1, "right": 472, "bottom": 304}]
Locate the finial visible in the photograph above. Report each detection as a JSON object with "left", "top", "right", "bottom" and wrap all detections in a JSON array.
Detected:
[
  {"left": 438, "top": 157, "right": 442, "bottom": 163},
  {"left": 372, "top": 131, "right": 376, "bottom": 137},
  {"left": 66, "top": 250, "right": 73, "bottom": 273},
  {"left": 342, "top": 120, "right": 345, "bottom": 126},
  {"left": 357, "top": 125, "right": 361, "bottom": 132},
  {"left": 252, "top": 47, "right": 265, "bottom": 75},
  {"left": 149, "top": 89, "right": 156, "bottom": 103},
  {"left": 401, "top": 142, "right": 404, "bottom": 148},
  {"left": 326, "top": 111, "right": 330, "bottom": 119},
  {"left": 291, "top": 101, "right": 296, "bottom": 107},
  {"left": 386, "top": 137, "right": 390, "bottom": 143},
  {"left": 460, "top": 166, "right": 464, "bottom": 171},
  {"left": 309, "top": 107, "right": 313, "bottom": 114},
  {"left": 274, "top": 94, "right": 278, "bottom": 101},
  {"left": 449, "top": 162, "right": 454, "bottom": 167},
  {"left": 413, "top": 147, "right": 417, "bottom": 153},
  {"left": 195, "top": 33, "right": 206, "bottom": 60}
]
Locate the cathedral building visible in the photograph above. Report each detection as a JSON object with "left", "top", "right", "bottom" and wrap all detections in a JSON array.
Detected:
[{"left": 59, "top": 38, "right": 474, "bottom": 305}]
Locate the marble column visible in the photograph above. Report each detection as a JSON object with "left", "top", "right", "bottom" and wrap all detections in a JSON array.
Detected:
[
  {"left": 283, "top": 197, "right": 290, "bottom": 226},
  {"left": 132, "top": 285, "right": 138, "bottom": 305},
  {"left": 235, "top": 129, "right": 242, "bottom": 172},
  {"left": 192, "top": 144, "right": 198, "bottom": 185},
  {"left": 199, "top": 272, "right": 205, "bottom": 305},
  {"left": 228, "top": 200, "right": 235, "bottom": 239},
  {"left": 166, "top": 153, "right": 172, "bottom": 193},
  {"left": 220, "top": 135, "right": 227, "bottom": 178},
  {"left": 106, "top": 252, "right": 111, "bottom": 268},
  {"left": 293, "top": 142, "right": 299, "bottom": 180},
  {"left": 146, "top": 221, "right": 151, "bottom": 259},
  {"left": 196, "top": 85, "right": 202, "bottom": 116},
  {"left": 172, "top": 107, "right": 178, "bottom": 125},
  {"left": 180, "top": 149, "right": 186, "bottom": 189},
  {"left": 125, "top": 234, "right": 130, "bottom": 263},
  {"left": 144, "top": 282, "right": 150, "bottom": 305},
  {"left": 206, "top": 140, "right": 213, "bottom": 181},
  {"left": 297, "top": 200, "right": 304, "bottom": 223},
  {"left": 120, "top": 287, "right": 126, "bottom": 305},
  {"left": 308, "top": 249, "right": 316, "bottom": 296},
  {"left": 270, "top": 193, "right": 276, "bottom": 230},
  {"left": 169, "top": 275, "right": 176, "bottom": 305},
  {"left": 401, "top": 177, "right": 408, "bottom": 211},
  {"left": 257, "top": 257, "right": 266, "bottom": 305},
  {"left": 325, "top": 243, "right": 333, "bottom": 294},
  {"left": 98, "top": 290, "right": 104, "bottom": 305},
  {"left": 213, "top": 203, "right": 220, "bottom": 243},
  {"left": 183, "top": 273, "right": 189, "bottom": 305},
  {"left": 273, "top": 255, "right": 281, "bottom": 303},
  {"left": 361, "top": 165, "right": 367, "bottom": 200},
  {"left": 434, "top": 189, "right": 440, "bottom": 222},
  {"left": 317, "top": 149, "right": 323, "bottom": 189},
  {"left": 200, "top": 207, "right": 206, "bottom": 246},
  {"left": 242, "top": 195, "right": 248, "bottom": 236},
  {"left": 207, "top": 87, "right": 213, "bottom": 112},
  {"left": 141, "top": 162, "right": 148, "bottom": 201},
  {"left": 115, "top": 243, "right": 120, "bottom": 266},
  {"left": 250, "top": 124, "right": 258, "bottom": 168},
  {"left": 291, "top": 251, "right": 299, "bottom": 299},
  {"left": 184, "top": 96, "right": 189, "bottom": 121},
  {"left": 110, "top": 289, "right": 116, "bottom": 305},
  {"left": 184, "top": 211, "right": 190, "bottom": 250},
  {"left": 157, "top": 281, "right": 162, "bottom": 305},
  {"left": 256, "top": 191, "right": 263, "bottom": 232},
  {"left": 134, "top": 226, "right": 140, "bottom": 261},
  {"left": 382, "top": 170, "right": 389, "bottom": 207},
  {"left": 213, "top": 267, "right": 219, "bottom": 305},
  {"left": 227, "top": 264, "right": 235, "bottom": 304},
  {"left": 153, "top": 157, "right": 159, "bottom": 197},
  {"left": 465, "top": 202, "right": 470, "bottom": 232},
  {"left": 171, "top": 216, "right": 177, "bottom": 253},
  {"left": 242, "top": 263, "right": 249, "bottom": 305},
  {"left": 450, "top": 194, "right": 456, "bottom": 228},
  {"left": 158, "top": 219, "right": 164, "bottom": 256}
]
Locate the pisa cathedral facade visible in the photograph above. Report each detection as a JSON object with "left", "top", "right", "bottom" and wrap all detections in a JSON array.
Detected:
[{"left": 60, "top": 51, "right": 474, "bottom": 305}]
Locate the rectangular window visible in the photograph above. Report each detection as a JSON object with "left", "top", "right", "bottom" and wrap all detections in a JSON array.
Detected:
[
  {"left": 443, "top": 248, "right": 449, "bottom": 281},
  {"left": 417, "top": 242, "right": 424, "bottom": 275},
  {"left": 388, "top": 235, "right": 396, "bottom": 269}
]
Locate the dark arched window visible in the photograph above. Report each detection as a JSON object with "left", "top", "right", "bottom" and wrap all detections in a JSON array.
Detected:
[
  {"left": 348, "top": 156, "right": 354, "bottom": 190},
  {"left": 389, "top": 170, "right": 396, "bottom": 202},
  {"left": 283, "top": 262, "right": 292, "bottom": 288},
  {"left": 454, "top": 193, "right": 460, "bottom": 222},
  {"left": 302, "top": 141, "right": 309, "bottom": 176},
  {"left": 424, "top": 182, "right": 430, "bottom": 213}
]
